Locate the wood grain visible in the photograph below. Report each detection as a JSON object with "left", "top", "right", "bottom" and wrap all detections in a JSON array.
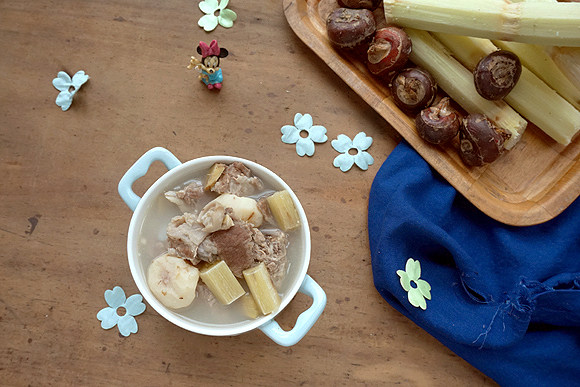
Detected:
[
  {"left": 1, "top": 0, "right": 495, "bottom": 385},
  {"left": 285, "top": 0, "right": 580, "bottom": 226}
]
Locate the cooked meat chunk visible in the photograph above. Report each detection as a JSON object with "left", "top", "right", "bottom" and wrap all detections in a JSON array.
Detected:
[
  {"left": 197, "top": 201, "right": 235, "bottom": 233},
  {"left": 165, "top": 181, "right": 204, "bottom": 213},
  {"left": 211, "top": 162, "right": 263, "bottom": 196},
  {"left": 166, "top": 213, "right": 208, "bottom": 265},
  {"left": 209, "top": 223, "right": 258, "bottom": 277},
  {"left": 257, "top": 195, "right": 276, "bottom": 225},
  {"left": 208, "top": 222, "right": 288, "bottom": 281},
  {"left": 259, "top": 229, "right": 288, "bottom": 287},
  {"left": 197, "top": 237, "right": 219, "bottom": 263},
  {"left": 177, "top": 181, "right": 204, "bottom": 204}
]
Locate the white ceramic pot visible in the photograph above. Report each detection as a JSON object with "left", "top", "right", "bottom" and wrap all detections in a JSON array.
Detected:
[{"left": 118, "top": 147, "right": 326, "bottom": 346}]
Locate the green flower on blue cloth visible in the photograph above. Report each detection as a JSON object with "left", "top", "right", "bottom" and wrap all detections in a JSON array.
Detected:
[
  {"left": 397, "top": 258, "right": 432, "bottom": 310},
  {"left": 97, "top": 286, "right": 146, "bottom": 337},
  {"left": 331, "top": 132, "right": 374, "bottom": 172},
  {"left": 281, "top": 113, "right": 328, "bottom": 157},
  {"left": 52, "top": 70, "right": 89, "bottom": 111},
  {"left": 198, "top": 0, "right": 237, "bottom": 31}
]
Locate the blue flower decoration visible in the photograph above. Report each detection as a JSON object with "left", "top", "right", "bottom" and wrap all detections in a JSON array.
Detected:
[
  {"left": 97, "top": 286, "right": 146, "bottom": 337},
  {"left": 281, "top": 113, "right": 328, "bottom": 156},
  {"left": 332, "top": 132, "right": 374, "bottom": 172},
  {"left": 52, "top": 70, "right": 90, "bottom": 111}
]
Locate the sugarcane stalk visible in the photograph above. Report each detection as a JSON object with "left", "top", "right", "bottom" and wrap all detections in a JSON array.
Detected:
[
  {"left": 434, "top": 32, "right": 580, "bottom": 145},
  {"left": 491, "top": 40, "right": 580, "bottom": 111},
  {"left": 383, "top": 0, "right": 580, "bottom": 47},
  {"left": 481, "top": 0, "right": 580, "bottom": 110},
  {"left": 547, "top": 46, "right": 580, "bottom": 92}
]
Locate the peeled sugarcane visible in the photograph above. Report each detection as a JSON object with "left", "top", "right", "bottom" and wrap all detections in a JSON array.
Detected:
[
  {"left": 243, "top": 263, "right": 281, "bottom": 315},
  {"left": 267, "top": 190, "right": 300, "bottom": 231},
  {"left": 547, "top": 47, "right": 580, "bottom": 93},
  {"left": 491, "top": 40, "right": 580, "bottom": 111},
  {"left": 404, "top": 28, "right": 527, "bottom": 149},
  {"left": 200, "top": 260, "right": 245, "bottom": 305},
  {"left": 383, "top": 0, "right": 580, "bottom": 47},
  {"left": 433, "top": 32, "right": 580, "bottom": 145},
  {"left": 490, "top": 0, "right": 580, "bottom": 111},
  {"left": 205, "top": 163, "right": 226, "bottom": 190},
  {"left": 240, "top": 293, "right": 261, "bottom": 319}
]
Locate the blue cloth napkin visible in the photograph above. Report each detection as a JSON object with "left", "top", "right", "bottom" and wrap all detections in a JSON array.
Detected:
[{"left": 368, "top": 141, "right": 580, "bottom": 386}]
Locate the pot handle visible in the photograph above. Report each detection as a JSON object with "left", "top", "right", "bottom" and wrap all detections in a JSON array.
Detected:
[
  {"left": 118, "top": 147, "right": 182, "bottom": 211},
  {"left": 258, "top": 274, "right": 326, "bottom": 347}
]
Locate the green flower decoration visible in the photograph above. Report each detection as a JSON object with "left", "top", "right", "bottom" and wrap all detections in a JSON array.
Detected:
[
  {"left": 198, "top": 0, "right": 237, "bottom": 32},
  {"left": 397, "top": 258, "right": 432, "bottom": 310}
]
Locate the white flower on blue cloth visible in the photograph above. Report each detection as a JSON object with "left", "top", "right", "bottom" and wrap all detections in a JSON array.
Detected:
[
  {"left": 97, "top": 286, "right": 146, "bottom": 337},
  {"left": 198, "top": 0, "right": 237, "bottom": 31},
  {"left": 397, "top": 258, "right": 432, "bottom": 310},
  {"left": 52, "top": 70, "right": 90, "bottom": 111},
  {"left": 281, "top": 113, "right": 328, "bottom": 157},
  {"left": 331, "top": 132, "right": 374, "bottom": 172}
]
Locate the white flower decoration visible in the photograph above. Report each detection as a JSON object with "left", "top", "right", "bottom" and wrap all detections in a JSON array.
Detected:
[
  {"left": 198, "top": 0, "right": 237, "bottom": 32},
  {"left": 52, "top": 70, "right": 90, "bottom": 111},
  {"left": 397, "top": 258, "right": 432, "bottom": 310},
  {"left": 331, "top": 132, "right": 374, "bottom": 172},
  {"left": 281, "top": 113, "right": 328, "bottom": 157}
]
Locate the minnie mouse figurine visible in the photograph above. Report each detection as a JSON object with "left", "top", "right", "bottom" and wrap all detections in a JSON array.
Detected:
[{"left": 187, "top": 40, "right": 229, "bottom": 90}]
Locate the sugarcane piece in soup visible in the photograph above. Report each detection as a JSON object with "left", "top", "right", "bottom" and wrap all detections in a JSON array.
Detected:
[
  {"left": 205, "top": 163, "right": 226, "bottom": 190},
  {"left": 267, "top": 190, "right": 300, "bottom": 231},
  {"left": 199, "top": 260, "right": 245, "bottom": 305},
  {"left": 240, "top": 293, "right": 261, "bottom": 319},
  {"left": 243, "top": 262, "right": 281, "bottom": 315}
]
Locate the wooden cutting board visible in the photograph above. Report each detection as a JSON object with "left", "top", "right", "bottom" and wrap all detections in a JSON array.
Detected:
[{"left": 284, "top": 0, "right": 580, "bottom": 226}]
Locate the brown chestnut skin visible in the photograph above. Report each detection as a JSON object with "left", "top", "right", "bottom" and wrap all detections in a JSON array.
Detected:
[
  {"left": 337, "top": 0, "right": 381, "bottom": 9},
  {"left": 367, "top": 27, "right": 412, "bottom": 75},
  {"left": 459, "top": 113, "right": 511, "bottom": 166},
  {"left": 326, "top": 8, "right": 376, "bottom": 49},
  {"left": 474, "top": 50, "right": 522, "bottom": 100},
  {"left": 390, "top": 67, "right": 437, "bottom": 113},
  {"left": 415, "top": 97, "right": 460, "bottom": 144}
]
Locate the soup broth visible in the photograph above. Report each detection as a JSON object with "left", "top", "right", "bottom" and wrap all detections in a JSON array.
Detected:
[{"left": 136, "top": 163, "right": 303, "bottom": 325}]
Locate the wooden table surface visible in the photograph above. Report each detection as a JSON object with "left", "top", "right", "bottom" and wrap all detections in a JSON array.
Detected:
[{"left": 1, "top": 0, "right": 495, "bottom": 385}]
